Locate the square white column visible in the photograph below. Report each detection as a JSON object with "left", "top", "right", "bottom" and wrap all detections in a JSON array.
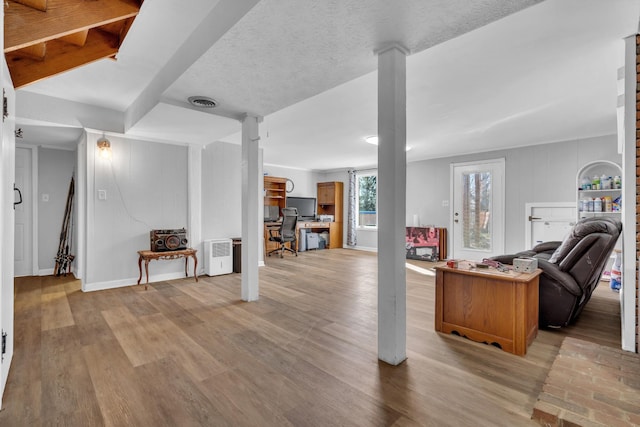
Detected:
[
  {"left": 241, "top": 114, "right": 261, "bottom": 301},
  {"left": 377, "top": 44, "right": 409, "bottom": 365}
]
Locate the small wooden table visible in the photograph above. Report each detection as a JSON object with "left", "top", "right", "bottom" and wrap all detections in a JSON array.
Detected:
[
  {"left": 137, "top": 249, "right": 198, "bottom": 290},
  {"left": 434, "top": 263, "right": 541, "bottom": 356}
]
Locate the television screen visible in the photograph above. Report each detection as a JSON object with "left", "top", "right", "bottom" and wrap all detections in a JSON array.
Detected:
[{"left": 286, "top": 197, "right": 316, "bottom": 220}]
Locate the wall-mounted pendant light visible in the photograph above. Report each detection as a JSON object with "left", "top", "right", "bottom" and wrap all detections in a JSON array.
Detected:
[{"left": 97, "top": 136, "right": 111, "bottom": 159}]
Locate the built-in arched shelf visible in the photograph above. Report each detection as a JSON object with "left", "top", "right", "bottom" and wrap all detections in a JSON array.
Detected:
[{"left": 576, "top": 160, "right": 622, "bottom": 221}]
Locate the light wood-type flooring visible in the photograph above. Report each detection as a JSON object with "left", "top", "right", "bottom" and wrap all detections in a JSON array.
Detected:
[{"left": 0, "top": 249, "right": 621, "bottom": 426}]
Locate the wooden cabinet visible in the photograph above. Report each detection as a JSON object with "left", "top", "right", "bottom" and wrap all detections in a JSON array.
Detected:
[
  {"left": 327, "top": 222, "right": 342, "bottom": 249},
  {"left": 317, "top": 182, "right": 334, "bottom": 205},
  {"left": 264, "top": 176, "right": 287, "bottom": 254},
  {"left": 265, "top": 179, "right": 345, "bottom": 253},
  {"left": 435, "top": 265, "right": 541, "bottom": 356},
  {"left": 296, "top": 221, "right": 342, "bottom": 249},
  {"left": 316, "top": 181, "right": 343, "bottom": 248},
  {"left": 317, "top": 181, "right": 343, "bottom": 221},
  {"left": 264, "top": 176, "right": 287, "bottom": 214}
]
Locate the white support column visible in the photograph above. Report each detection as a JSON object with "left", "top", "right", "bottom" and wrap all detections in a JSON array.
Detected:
[
  {"left": 241, "top": 114, "right": 261, "bottom": 301},
  {"left": 376, "top": 43, "right": 409, "bottom": 365},
  {"left": 621, "top": 35, "right": 637, "bottom": 352},
  {"left": 187, "top": 145, "right": 203, "bottom": 274}
]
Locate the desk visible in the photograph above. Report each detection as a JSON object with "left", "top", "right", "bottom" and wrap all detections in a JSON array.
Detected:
[
  {"left": 296, "top": 221, "right": 342, "bottom": 249},
  {"left": 264, "top": 222, "right": 285, "bottom": 254},
  {"left": 434, "top": 264, "right": 540, "bottom": 356},
  {"left": 264, "top": 221, "right": 343, "bottom": 252},
  {"left": 137, "top": 248, "right": 198, "bottom": 290}
]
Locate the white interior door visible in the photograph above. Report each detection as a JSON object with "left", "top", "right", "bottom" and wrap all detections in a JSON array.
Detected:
[
  {"left": 525, "top": 202, "right": 576, "bottom": 249},
  {"left": 14, "top": 147, "right": 32, "bottom": 277},
  {"left": 451, "top": 159, "right": 505, "bottom": 261},
  {"left": 0, "top": 59, "right": 16, "bottom": 408}
]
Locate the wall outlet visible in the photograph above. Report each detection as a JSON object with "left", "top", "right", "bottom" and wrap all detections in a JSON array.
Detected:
[
  {"left": 442, "top": 200, "right": 449, "bottom": 207},
  {"left": 42, "top": 194, "right": 49, "bottom": 202},
  {"left": 98, "top": 190, "right": 107, "bottom": 200}
]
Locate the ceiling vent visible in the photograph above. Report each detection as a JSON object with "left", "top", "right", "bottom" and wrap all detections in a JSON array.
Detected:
[{"left": 188, "top": 96, "right": 217, "bottom": 108}]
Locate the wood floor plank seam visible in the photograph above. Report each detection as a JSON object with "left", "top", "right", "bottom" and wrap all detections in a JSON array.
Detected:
[{"left": 0, "top": 250, "right": 623, "bottom": 426}]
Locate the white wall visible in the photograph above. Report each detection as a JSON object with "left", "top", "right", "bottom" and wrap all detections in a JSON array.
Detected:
[
  {"left": 319, "top": 135, "right": 621, "bottom": 253},
  {"left": 68, "top": 133, "right": 622, "bottom": 287},
  {"left": 84, "top": 133, "right": 188, "bottom": 291},
  {"left": 202, "top": 141, "right": 242, "bottom": 240},
  {"left": 38, "top": 147, "right": 76, "bottom": 273},
  {"left": 408, "top": 135, "right": 620, "bottom": 254}
]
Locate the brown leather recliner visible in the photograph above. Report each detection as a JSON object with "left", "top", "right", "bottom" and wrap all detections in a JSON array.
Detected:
[{"left": 491, "top": 217, "right": 622, "bottom": 328}]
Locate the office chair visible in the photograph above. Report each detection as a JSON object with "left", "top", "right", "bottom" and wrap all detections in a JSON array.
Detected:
[{"left": 267, "top": 207, "right": 298, "bottom": 258}]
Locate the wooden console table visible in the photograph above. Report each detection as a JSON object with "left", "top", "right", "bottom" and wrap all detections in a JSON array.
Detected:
[
  {"left": 137, "top": 248, "right": 198, "bottom": 290},
  {"left": 434, "top": 264, "right": 541, "bottom": 356}
]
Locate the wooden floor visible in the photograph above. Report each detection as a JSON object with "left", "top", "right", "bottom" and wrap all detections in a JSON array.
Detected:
[{"left": 0, "top": 249, "right": 622, "bottom": 426}]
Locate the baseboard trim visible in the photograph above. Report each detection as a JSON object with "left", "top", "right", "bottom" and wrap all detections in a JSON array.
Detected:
[
  {"left": 82, "top": 272, "right": 189, "bottom": 292},
  {"left": 350, "top": 246, "right": 378, "bottom": 253}
]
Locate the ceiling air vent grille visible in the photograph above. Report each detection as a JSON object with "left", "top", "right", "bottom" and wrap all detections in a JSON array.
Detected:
[{"left": 188, "top": 96, "right": 217, "bottom": 108}]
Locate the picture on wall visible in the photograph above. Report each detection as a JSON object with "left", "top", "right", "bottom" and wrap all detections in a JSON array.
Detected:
[{"left": 405, "top": 226, "right": 441, "bottom": 261}]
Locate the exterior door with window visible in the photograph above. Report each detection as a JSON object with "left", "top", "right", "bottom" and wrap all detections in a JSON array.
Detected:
[{"left": 451, "top": 159, "right": 505, "bottom": 261}]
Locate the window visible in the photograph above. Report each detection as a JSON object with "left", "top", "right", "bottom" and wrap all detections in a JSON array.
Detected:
[{"left": 357, "top": 173, "right": 377, "bottom": 227}]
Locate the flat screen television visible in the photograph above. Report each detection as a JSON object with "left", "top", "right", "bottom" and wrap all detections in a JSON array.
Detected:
[{"left": 286, "top": 196, "right": 316, "bottom": 220}]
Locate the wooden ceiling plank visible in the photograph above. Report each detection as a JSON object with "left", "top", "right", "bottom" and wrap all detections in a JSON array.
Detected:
[
  {"left": 5, "top": 0, "right": 141, "bottom": 52},
  {"left": 117, "top": 16, "right": 136, "bottom": 46},
  {"left": 99, "top": 21, "right": 126, "bottom": 38},
  {"left": 12, "top": 0, "right": 48, "bottom": 12},
  {"left": 13, "top": 43, "right": 47, "bottom": 60},
  {"left": 59, "top": 30, "right": 89, "bottom": 47},
  {"left": 6, "top": 29, "right": 119, "bottom": 88}
]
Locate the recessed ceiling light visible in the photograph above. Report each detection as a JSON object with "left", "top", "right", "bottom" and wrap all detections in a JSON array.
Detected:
[
  {"left": 366, "top": 135, "right": 411, "bottom": 151},
  {"left": 188, "top": 96, "right": 217, "bottom": 108},
  {"left": 365, "top": 135, "right": 378, "bottom": 145}
]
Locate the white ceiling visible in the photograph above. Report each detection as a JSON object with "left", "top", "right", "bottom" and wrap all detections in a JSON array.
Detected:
[{"left": 13, "top": 0, "right": 640, "bottom": 171}]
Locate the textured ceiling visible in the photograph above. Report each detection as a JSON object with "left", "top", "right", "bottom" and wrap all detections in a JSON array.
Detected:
[
  {"left": 13, "top": 0, "right": 640, "bottom": 170},
  {"left": 163, "top": 0, "right": 543, "bottom": 118}
]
